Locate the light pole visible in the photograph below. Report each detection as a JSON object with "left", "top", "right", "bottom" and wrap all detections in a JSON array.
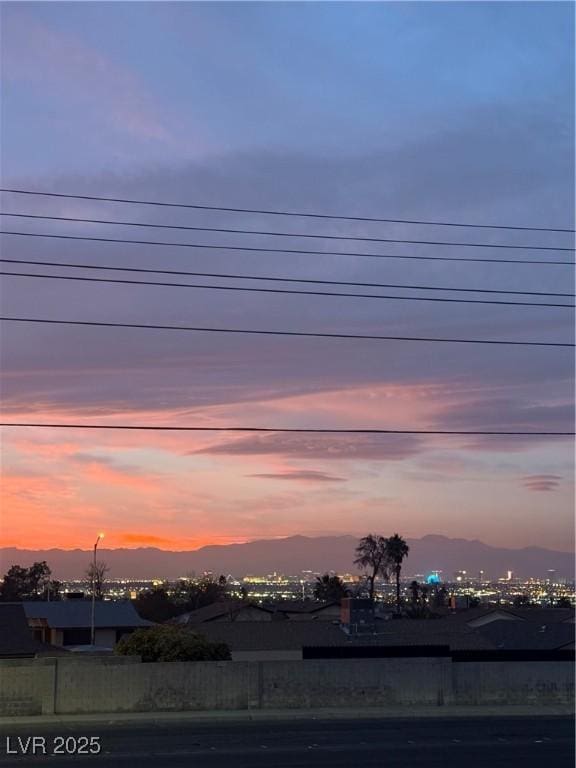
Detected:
[{"left": 90, "top": 533, "right": 104, "bottom": 646}]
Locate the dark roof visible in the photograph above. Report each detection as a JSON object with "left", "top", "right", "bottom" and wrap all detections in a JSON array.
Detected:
[
  {"left": 193, "top": 618, "right": 492, "bottom": 652},
  {"left": 448, "top": 606, "right": 575, "bottom": 625},
  {"left": 195, "top": 621, "right": 347, "bottom": 651},
  {"left": 503, "top": 608, "right": 575, "bottom": 624},
  {"left": 0, "top": 604, "right": 42, "bottom": 657},
  {"left": 175, "top": 601, "right": 275, "bottom": 625},
  {"left": 21, "top": 601, "right": 153, "bottom": 629},
  {"left": 175, "top": 600, "right": 343, "bottom": 626},
  {"left": 477, "top": 619, "right": 576, "bottom": 651},
  {"left": 447, "top": 607, "right": 520, "bottom": 624},
  {"left": 262, "top": 600, "right": 340, "bottom": 614},
  {"left": 0, "top": 604, "right": 68, "bottom": 657}
]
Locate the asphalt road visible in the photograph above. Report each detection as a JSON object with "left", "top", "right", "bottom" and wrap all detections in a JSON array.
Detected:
[{"left": 0, "top": 716, "right": 573, "bottom": 767}]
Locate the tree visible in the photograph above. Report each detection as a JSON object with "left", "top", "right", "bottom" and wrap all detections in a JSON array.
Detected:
[
  {"left": 409, "top": 580, "right": 420, "bottom": 605},
  {"left": 115, "top": 625, "right": 231, "bottom": 662},
  {"left": 385, "top": 534, "right": 410, "bottom": 615},
  {"left": 44, "top": 579, "right": 62, "bottom": 601},
  {"left": 133, "top": 588, "right": 180, "bottom": 623},
  {"left": 86, "top": 561, "right": 109, "bottom": 600},
  {"left": 313, "top": 574, "right": 349, "bottom": 603},
  {"left": 175, "top": 575, "right": 227, "bottom": 611},
  {"left": 354, "top": 535, "right": 390, "bottom": 600},
  {"left": 0, "top": 561, "right": 55, "bottom": 601},
  {"left": 513, "top": 594, "right": 532, "bottom": 608},
  {"left": 431, "top": 585, "right": 448, "bottom": 609}
]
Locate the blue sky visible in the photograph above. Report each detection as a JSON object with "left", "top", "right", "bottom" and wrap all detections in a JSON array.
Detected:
[
  {"left": 0, "top": 1, "right": 574, "bottom": 555},
  {"left": 2, "top": 2, "right": 574, "bottom": 182}
]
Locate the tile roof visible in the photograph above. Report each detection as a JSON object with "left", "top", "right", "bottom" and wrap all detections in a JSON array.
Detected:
[
  {"left": 447, "top": 606, "right": 575, "bottom": 625},
  {"left": 174, "top": 601, "right": 275, "bottom": 625},
  {"left": 176, "top": 600, "right": 344, "bottom": 625},
  {"left": 261, "top": 600, "right": 340, "bottom": 614},
  {"left": 476, "top": 619, "right": 576, "bottom": 650},
  {"left": 193, "top": 618, "right": 493, "bottom": 652}
]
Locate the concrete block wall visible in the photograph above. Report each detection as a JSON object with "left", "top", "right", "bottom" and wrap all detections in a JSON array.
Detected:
[
  {"left": 259, "top": 658, "right": 450, "bottom": 708},
  {"left": 452, "top": 661, "right": 576, "bottom": 705},
  {"left": 0, "top": 659, "right": 56, "bottom": 716},
  {"left": 0, "top": 657, "right": 573, "bottom": 716},
  {"left": 55, "top": 659, "right": 257, "bottom": 714}
]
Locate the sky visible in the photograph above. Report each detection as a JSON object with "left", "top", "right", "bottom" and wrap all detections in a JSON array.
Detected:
[{"left": 0, "top": 1, "right": 574, "bottom": 554}]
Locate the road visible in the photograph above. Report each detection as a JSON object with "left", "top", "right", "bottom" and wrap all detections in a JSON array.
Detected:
[{"left": 0, "top": 716, "right": 573, "bottom": 767}]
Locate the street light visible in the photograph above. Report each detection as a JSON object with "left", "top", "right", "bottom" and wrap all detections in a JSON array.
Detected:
[{"left": 90, "top": 533, "right": 104, "bottom": 646}]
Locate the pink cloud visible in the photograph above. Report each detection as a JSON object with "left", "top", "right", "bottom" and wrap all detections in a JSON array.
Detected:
[
  {"left": 522, "top": 474, "right": 563, "bottom": 492},
  {"left": 248, "top": 470, "right": 346, "bottom": 482},
  {"left": 2, "top": 11, "right": 170, "bottom": 143}
]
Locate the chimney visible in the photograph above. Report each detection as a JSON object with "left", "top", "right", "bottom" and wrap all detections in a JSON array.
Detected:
[{"left": 340, "top": 598, "right": 375, "bottom": 635}]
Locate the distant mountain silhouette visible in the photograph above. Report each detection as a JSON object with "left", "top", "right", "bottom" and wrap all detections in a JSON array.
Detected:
[{"left": 1, "top": 535, "right": 573, "bottom": 581}]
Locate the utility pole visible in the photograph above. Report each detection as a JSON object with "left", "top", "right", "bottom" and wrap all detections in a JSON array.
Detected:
[{"left": 90, "top": 533, "right": 104, "bottom": 646}]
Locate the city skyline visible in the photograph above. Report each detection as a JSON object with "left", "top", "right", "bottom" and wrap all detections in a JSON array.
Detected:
[
  {"left": 2, "top": 531, "right": 573, "bottom": 583},
  {"left": 1, "top": 2, "right": 574, "bottom": 553}
]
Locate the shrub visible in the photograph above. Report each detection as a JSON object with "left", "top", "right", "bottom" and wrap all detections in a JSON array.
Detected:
[{"left": 115, "top": 625, "right": 231, "bottom": 662}]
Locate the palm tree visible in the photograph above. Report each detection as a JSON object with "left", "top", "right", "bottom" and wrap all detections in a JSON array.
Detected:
[
  {"left": 313, "top": 574, "right": 349, "bottom": 603},
  {"left": 385, "top": 534, "right": 410, "bottom": 615},
  {"left": 354, "top": 534, "right": 390, "bottom": 600}
]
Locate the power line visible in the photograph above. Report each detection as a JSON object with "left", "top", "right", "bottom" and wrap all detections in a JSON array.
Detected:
[
  {"left": 1, "top": 316, "right": 573, "bottom": 348},
  {"left": 2, "top": 231, "right": 573, "bottom": 267},
  {"left": 3, "top": 257, "right": 572, "bottom": 298},
  {"left": 2, "top": 271, "right": 573, "bottom": 309},
  {"left": 1, "top": 188, "right": 573, "bottom": 234},
  {"left": 0, "top": 422, "right": 572, "bottom": 436},
  {"left": 2, "top": 212, "right": 573, "bottom": 253}
]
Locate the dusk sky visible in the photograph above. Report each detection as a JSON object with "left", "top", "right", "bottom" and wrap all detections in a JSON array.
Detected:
[{"left": 0, "top": 1, "right": 574, "bottom": 553}]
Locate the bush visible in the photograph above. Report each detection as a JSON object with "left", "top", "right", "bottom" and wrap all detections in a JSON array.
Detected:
[{"left": 115, "top": 625, "right": 231, "bottom": 662}]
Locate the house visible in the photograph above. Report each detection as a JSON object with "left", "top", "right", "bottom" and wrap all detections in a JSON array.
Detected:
[
  {"left": 175, "top": 599, "right": 344, "bottom": 626},
  {"left": 0, "top": 604, "right": 67, "bottom": 658},
  {"left": 192, "top": 617, "right": 493, "bottom": 661},
  {"left": 448, "top": 606, "right": 575, "bottom": 628},
  {"left": 20, "top": 601, "right": 153, "bottom": 650},
  {"left": 263, "top": 601, "right": 342, "bottom": 621},
  {"left": 174, "top": 600, "right": 278, "bottom": 625},
  {"left": 476, "top": 619, "right": 575, "bottom": 651}
]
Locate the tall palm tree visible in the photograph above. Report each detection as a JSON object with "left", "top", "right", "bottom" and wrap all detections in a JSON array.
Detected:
[
  {"left": 354, "top": 534, "right": 389, "bottom": 600},
  {"left": 385, "top": 534, "right": 410, "bottom": 615}
]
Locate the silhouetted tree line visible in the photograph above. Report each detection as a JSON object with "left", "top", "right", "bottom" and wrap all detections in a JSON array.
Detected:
[
  {"left": 0, "top": 559, "right": 111, "bottom": 602},
  {"left": 133, "top": 575, "right": 229, "bottom": 623},
  {"left": 0, "top": 561, "right": 61, "bottom": 601}
]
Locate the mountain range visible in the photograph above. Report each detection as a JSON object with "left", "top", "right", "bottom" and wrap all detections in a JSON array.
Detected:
[{"left": 1, "top": 535, "right": 573, "bottom": 580}]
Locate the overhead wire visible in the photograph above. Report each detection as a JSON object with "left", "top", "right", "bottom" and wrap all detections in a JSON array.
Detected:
[
  {"left": 1, "top": 316, "right": 573, "bottom": 347},
  {"left": 1, "top": 188, "right": 574, "bottom": 233},
  {"left": 0, "top": 423, "right": 572, "bottom": 435},
  {"left": 1, "top": 197, "right": 572, "bottom": 439},
  {"left": 1, "top": 270, "right": 573, "bottom": 309},
  {"left": 1, "top": 231, "right": 573, "bottom": 266},
  {"left": 2, "top": 257, "right": 572, "bottom": 298},
  {"left": 2, "top": 212, "right": 573, "bottom": 252}
]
